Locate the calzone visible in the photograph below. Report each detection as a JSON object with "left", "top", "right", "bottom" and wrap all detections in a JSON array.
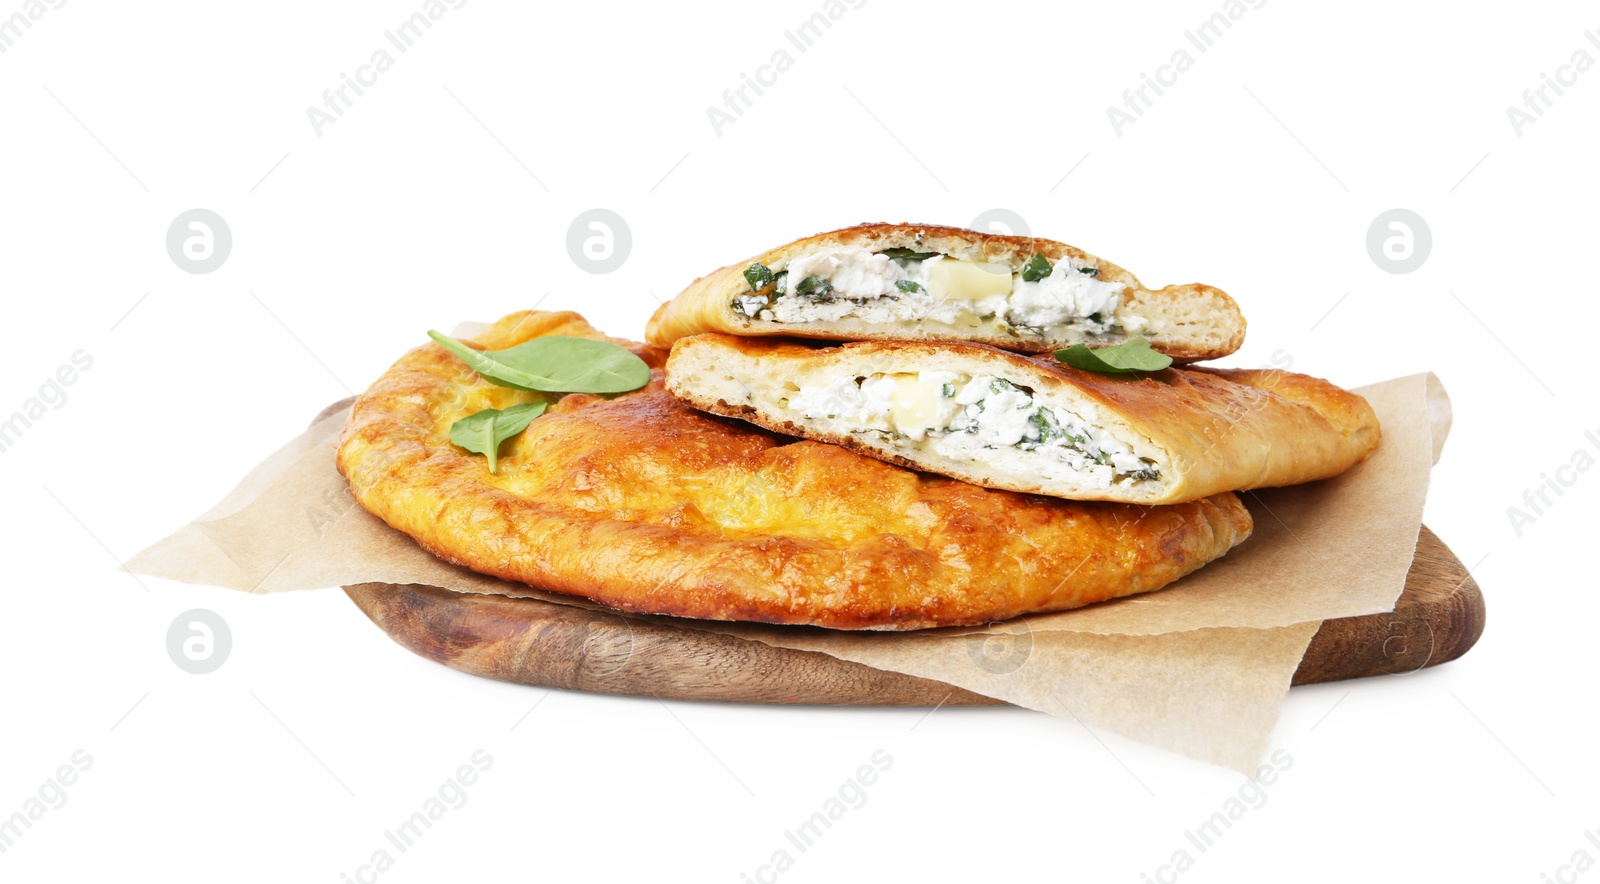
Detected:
[
  {"left": 666, "top": 334, "right": 1381, "bottom": 505},
  {"left": 337, "top": 311, "right": 1255, "bottom": 630},
  {"left": 646, "top": 223, "right": 1245, "bottom": 361}
]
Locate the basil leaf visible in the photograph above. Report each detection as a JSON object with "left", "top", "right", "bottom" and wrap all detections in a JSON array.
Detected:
[
  {"left": 449, "top": 403, "right": 546, "bottom": 474},
  {"left": 774, "top": 270, "right": 788, "bottom": 295},
  {"left": 1078, "top": 266, "right": 1100, "bottom": 277},
  {"left": 794, "top": 275, "right": 833, "bottom": 298},
  {"left": 427, "top": 331, "right": 651, "bottom": 394},
  {"left": 879, "top": 247, "right": 939, "bottom": 261},
  {"left": 743, "top": 263, "right": 774, "bottom": 291},
  {"left": 1054, "top": 337, "right": 1173, "bottom": 374},
  {"left": 1021, "top": 253, "right": 1052, "bottom": 282},
  {"left": 895, "top": 279, "right": 924, "bottom": 294}
]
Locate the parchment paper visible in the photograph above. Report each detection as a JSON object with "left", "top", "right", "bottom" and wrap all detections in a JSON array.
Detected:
[
  {"left": 128, "top": 372, "right": 1448, "bottom": 773},
  {"left": 698, "top": 619, "right": 1323, "bottom": 774}
]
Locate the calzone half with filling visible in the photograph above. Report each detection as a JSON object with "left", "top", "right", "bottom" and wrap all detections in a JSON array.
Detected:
[
  {"left": 666, "top": 334, "right": 1381, "bottom": 506},
  {"left": 646, "top": 223, "right": 1245, "bottom": 360}
]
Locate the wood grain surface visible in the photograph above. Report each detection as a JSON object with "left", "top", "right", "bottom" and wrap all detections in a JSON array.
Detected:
[{"left": 342, "top": 526, "right": 1484, "bottom": 706}]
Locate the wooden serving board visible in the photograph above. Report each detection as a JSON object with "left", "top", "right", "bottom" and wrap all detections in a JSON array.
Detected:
[{"left": 343, "top": 526, "right": 1484, "bottom": 706}]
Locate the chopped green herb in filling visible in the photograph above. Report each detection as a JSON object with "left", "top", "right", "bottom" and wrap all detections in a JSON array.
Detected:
[
  {"left": 743, "top": 263, "right": 774, "bottom": 291},
  {"left": 794, "top": 275, "right": 833, "bottom": 299},
  {"left": 1021, "top": 253, "right": 1052, "bottom": 282},
  {"left": 878, "top": 247, "right": 940, "bottom": 261}
]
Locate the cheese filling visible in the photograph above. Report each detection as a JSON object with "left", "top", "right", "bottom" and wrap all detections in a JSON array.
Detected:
[
  {"left": 732, "top": 247, "right": 1145, "bottom": 338},
  {"left": 787, "top": 371, "right": 1161, "bottom": 486}
]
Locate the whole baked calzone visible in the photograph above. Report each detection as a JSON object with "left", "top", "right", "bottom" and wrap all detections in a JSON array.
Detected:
[{"left": 336, "top": 310, "right": 1254, "bottom": 630}]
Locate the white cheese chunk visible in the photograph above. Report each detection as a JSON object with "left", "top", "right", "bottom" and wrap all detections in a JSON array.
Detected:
[
  {"left": 783, "top": 248, "right": 900, "bottom": 299},
  {"left": 1008, "top": 264, "right": 1125, "bottom": 327}
]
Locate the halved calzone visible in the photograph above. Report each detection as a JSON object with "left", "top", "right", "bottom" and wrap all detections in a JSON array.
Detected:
[
  {"left": 666, "top": 334, "right": 1381, "bottom": 505},
  {"left": 646, "top": 223, "right": 1245, "bottom": 361}
]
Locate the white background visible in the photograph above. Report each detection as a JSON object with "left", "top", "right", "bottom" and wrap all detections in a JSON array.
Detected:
[{"left": 2, "top": 1, "right": 1596, "bottom": 881}]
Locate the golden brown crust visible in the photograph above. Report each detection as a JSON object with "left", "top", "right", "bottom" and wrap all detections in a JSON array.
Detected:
[
  {"left": 665, "top": 334, "right": 1381, "bottom": 505},
  {"left": 337, "top": 311, "right": 1254, "bottom": 630},
  {"left": 645, "top": 222, "right": 1246, "bottom": 361}
]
